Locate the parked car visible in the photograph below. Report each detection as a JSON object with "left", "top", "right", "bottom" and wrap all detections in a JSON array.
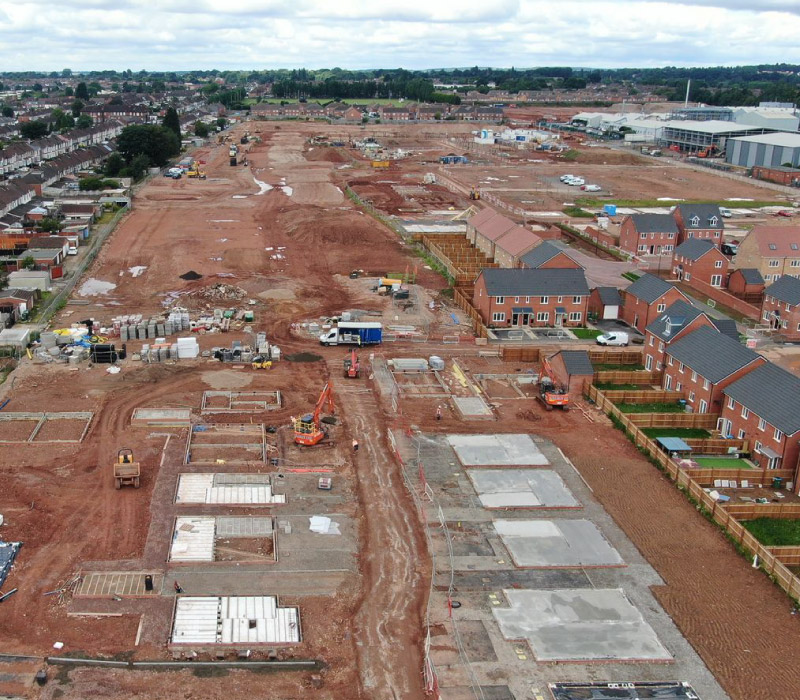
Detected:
[
  {"left": 721, "top": 241, "right": 739, "bottom": 256},
  {"left": 773, "top": 210, "right": 793, "bottom": 218},
  {"left": 719, "top": 207, "right": 733, "bottom": 218},
  {"left": 596, "top": 331, "right": 629, "bottom": 347},
  {"left": 581, "top": 184, "right": 602, "bottom": 192},
  {"left": 560, "top": 174, "right": 576, "bottom": 182},
  {"left": 566, "top": 177, "right": 585, "bottom": 186}
]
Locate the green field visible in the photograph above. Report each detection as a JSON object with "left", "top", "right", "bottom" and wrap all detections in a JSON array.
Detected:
[{"left": 743, "top": 518, "right": 800, "bottom": 547}]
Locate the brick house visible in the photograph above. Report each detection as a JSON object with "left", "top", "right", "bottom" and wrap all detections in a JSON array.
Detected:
[
  {"left": 518, "top": 241, "right": 582, "bottom": 270},
  {"left": 473, "top": 268, "right": 590, "bottom": 328},
  {"left": 673, "top": 204, "right": 724, "bottom": 245},
  {"left": 643, "top": 299, "right": 711, "bottom": 372},
  {"left": 761, "top": 275, "right": 800, "bottom": 340},
  {"left": 733, "top": 225, "right": 800, "bottom": 284},
  {"left": 492, "top": 226, "right": 541, "bottom": 268},
  {"left": 728, "top": 268, "right": 765, "bottom": 302},
  {"left": 0, "top": 288, "right": 38, "bottom": 321},
  {"left": 662, "top": 325, "right": 765, "bottom": 414},
  {"left": 672, "top": 238, "right": 729, "bottom": 288},
  {"left": 620, "top": 273, "right": 690, "bottom": 334},
  {"left": 619, "top": 214, "right": 679, "bottom": 256},
  {"left": 721, "top": 363, "right": 800, "bottom": 474}
]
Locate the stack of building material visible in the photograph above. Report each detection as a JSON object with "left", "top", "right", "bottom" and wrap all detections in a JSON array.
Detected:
[{"left": 177, "top": 337, "right": 199, "bottom": 359}]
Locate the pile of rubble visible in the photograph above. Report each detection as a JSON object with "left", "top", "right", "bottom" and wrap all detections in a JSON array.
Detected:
[{"left": 195, "top": 283, "right": 247, "bottom": 301}]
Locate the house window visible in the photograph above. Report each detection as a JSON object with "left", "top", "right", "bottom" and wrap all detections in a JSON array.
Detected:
[
  {"left": 688, "top": 233, "right": 694, "bottom": 239},
  {"left": 536, "top": 311, "right": 549, "bottom": 322},
  {"left": 690, "top": 216, "right": 700, "bottom": 226},
  {"left": 691, "top": 371, "right": 697, "bottom": 382},
  {"left": 741, "top": 407, "right": 749, "bottom": 419},
  {"left": 755, "top": 440, "right": 762, "bottom": 453},
  {"left": 514, "top": 296, "right": 520, "bottom": 303},
  {"left": 679, "top": 362, "right": 684, "bottom": 373},
  {"left": 568, "top": 311, "right": 582, "bottom": 322},
  {"left": 649, "top": 336, "right": 654, "bottom": 346},
  {"left": 657, "top": 303, "right": 665, "bottom": 312},
  {"left": 668, "top": 356, "right": 674, "bottom": 366},
  {"left": 689, "top": 391, "right": 695, "bottom": 402},
  {"left": 703, "top": 379, "right": 709, "bottom": 390},
  {"left": 640, "top": 233, "right": 647, "bottom": 239},
  {"left": 775, "top": 428, "right": 783, "bottom": 442},
  {"left": 685, "top": 272, "right": 692, "bottom": 281},
  {"left": 727, "top": 396, "right": 735, "bottom": 410},
  {"left": 646, "top": 355, "right": 653, "bottom": 370},
  {"left": 638, "top": 245, "right": 647, "bottom": 252},
  {"left": 765, "top": 275, "right": 772, "bottom": 282},
  {"left": 659, "top": 341, "right": 664, "bottom": 352},
  {"left": 699, "top": 399, "right": 708, "bottom": 413},
  {"left": 763, "top": 311, "right": 770, "bottom": 321},
  {"left": 738, "top": 429, "right": 745, "bottom": 439},
  {"left": 709, "top": 216, "right": 718, "bottom": 226},
  {"left": 711, "top": 274, "right": 722, "bottom": 287},
  {"left": 557, "top": 296, "right": 563, "bottom": 303},
  {"left": 668, "top": 233, "right": 674, "bottom": 239},
  {"left": 664, "top": 245, "right": 673, "bottom": 252},
  {"left": 665, "top": 374, "right": 673, "bottom": 390},
  {"left": 525, "top": 296, "right": 530, "bottom": 303},
  {"left": 492, "top": 312, "right": 506, "bottom": 322},
  {"left": 769, "top": 260, "right": 780, "bottom": 267},
  {"left": 657, "top": 361, "right": 662, "bottom": 370},
  {"left": 758, "top": 418, "right": 766, "bottom": 431},
  {"left": 714, "top": 260, "right": 723, "bottom": 268},
  {"left": 541, "top": 296, "right": 548, "bottom": 304},
  {"left": 496, "top": 296, "right": 505, "bottom": 304},
  {"left": 572, "top": 296, "right": 581, "bottom": 304},
  {"left": 791, "top": 260, "right": 800, "bottom": 268},
  {"left": 787, "top": 303, "right": 792, "bottom": 312},
  {"left": 676, "top": 381, "right": 682, "bottom": 392}
]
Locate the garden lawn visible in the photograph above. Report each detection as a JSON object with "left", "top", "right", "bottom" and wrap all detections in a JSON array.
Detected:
[
  {"left": 572, "top": 328, "right": 603, "bottom": 339},
  {"left": 641, "top": 427, "right": 711, "bottom": 439},
  {"left": 742, "top": 518, "right": 800, "bottom": 547},
  {"left": 617, "top": 402, "right": 685, "bottom": 413},
  {"left": 692, "top": 457, "right": 754, "bottom": 469}
]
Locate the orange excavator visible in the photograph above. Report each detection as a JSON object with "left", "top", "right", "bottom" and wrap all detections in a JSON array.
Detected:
[
  {"left": 293, "top": 381, "right": 335, "bottom": 446},
  {"left": 344, "top": 348, "right": 360, "bottom": 378},
  {"left": 538, "top": 357, "right": 569, "bottom": 411}
]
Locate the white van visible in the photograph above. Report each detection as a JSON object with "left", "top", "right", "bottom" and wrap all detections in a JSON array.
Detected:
[{"left": 596, "top": 331, "right": 629, "bottom": 347}]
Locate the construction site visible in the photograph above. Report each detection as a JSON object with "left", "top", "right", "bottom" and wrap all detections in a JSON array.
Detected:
[{"left": 2, "top": 121, "right": 800, "bottom": 700}]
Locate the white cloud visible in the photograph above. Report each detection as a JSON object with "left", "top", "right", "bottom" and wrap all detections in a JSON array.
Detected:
[{"left": 2, "top": 1, "right": 799, "bottom": 70}]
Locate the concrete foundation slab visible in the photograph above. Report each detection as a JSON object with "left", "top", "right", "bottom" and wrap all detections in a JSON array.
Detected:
[
  {"left": 494, "top": 519, "right": 623, "bottom": 568},
  {"left": 176, "top": 474, "right": 286, "bottom": 505},
  {"left": 468, "top": 469, "right": 579, "bottom": 508},
  {"left": 549, "top": 681, "right": 699, "bottom": 699},
  {"left": 131, "top": 408, "right": 191, "bottom": 427},
  {"left": 493, "top": 589, "right": 671, "bottom": 661},
  {"left": 170, "top": 516, "right": 216, "bottom": 562},
  {"left": 216, "top": 517, "right": 274, "bottom": 538},
  {"left": 447, "top": 434, "right": 548, "bottom": 466},
  {"left": 452, "top": 396, "right": 493, "bottom": 419},
  {"left": 77, "top": 572, "right": 162, "bottom": 597}
]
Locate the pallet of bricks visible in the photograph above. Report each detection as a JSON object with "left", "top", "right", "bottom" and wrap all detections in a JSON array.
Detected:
[{"left": 115, "top": 308, "right": 191, "bottom": 341}]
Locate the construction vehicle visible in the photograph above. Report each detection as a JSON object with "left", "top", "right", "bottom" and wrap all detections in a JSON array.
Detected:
[
  {"left": 538, "top": 357, "right": 570, "bottom": 411},
  {"left": 343, "top": 348, "right": 360, "bottom": 378},
  {"left": 251, "top": 356, "right": 272, "bottom": 370},
  {"left": 229, "top": 155, "right": 237, "bottom": 166},
  {"left": 469, "top": 186, "right": 481, "bottom": 200},
  {"left": 319, "top": 321, "right": 382, "bottom": 346},
  {"left": 187, "top": 167, "right": 206, "bottom": 179},
  {"left": 113, "top": 448, "right": 140, "bottom": 489},
  {"left": 293, "top": 381, "right": 335, "bottom": 446}
]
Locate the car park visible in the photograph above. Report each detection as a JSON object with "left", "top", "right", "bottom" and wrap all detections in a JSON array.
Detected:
[{"left": 596, "top": 331, "right": 629, "bottom": 347}]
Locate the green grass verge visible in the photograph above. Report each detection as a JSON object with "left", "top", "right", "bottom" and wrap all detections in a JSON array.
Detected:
[
  {"left": 641, "top": 427, "right": 711, "bottom": 439},
  {"left": 617, "top": 402, "right": 685, "bottom": 414},
  {"left": 574, "top": 197, "right": 784, "bottom": 209},
  {"left": 571, "top": 328, "right": 602, "bottom": 339},
  {"left": 621, "top": 271, "right": 641, "bottom": 282},
  {"left": 561, "top": 149, "right": 580, "bottom": 162},
  {"left": 563, "top": 206, "right": 595, "bottom": 218},
  {"left": 693, "top": 456, "right": 754, "bottom": 469},
  {"left": 742, "top": 518, "right": 800, "bottom": 547}
]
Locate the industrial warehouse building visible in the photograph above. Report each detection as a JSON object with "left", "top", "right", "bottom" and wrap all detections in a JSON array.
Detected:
[
  {"left": 659, "top": 120, "right": 774, "bottom": 154},
  {"left": 726, "top": 132, "right": 800, "bottom": 169}
]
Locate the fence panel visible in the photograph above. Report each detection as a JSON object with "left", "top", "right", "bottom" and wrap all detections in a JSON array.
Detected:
[
  {"left": 627, "top": 413, "right": 719, "bottom": 429},
  {"left": 602, "top": 389, "right": 685, "bottom": 404},
  {"left": 594, "top": 370, "right": 661, "bottom": 385},
  {"left": 588, "top": 350, "right": 643, "bottom": 366}
]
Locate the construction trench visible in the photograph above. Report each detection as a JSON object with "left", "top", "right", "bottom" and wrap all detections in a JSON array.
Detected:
[{"left": 0, "top": 121, "right": 798, "bottom": 700}]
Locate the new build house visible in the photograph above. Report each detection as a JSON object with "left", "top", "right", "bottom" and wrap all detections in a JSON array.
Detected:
[
  {"left": 619, "top": 214, "right": 679, "bottom": 256},
  {"left": 662, "top": 325, "right": 765, "bottom": 414},
  {"left": 643, "top": 299, "right": 712, "bottom": 372},
  {"left": 473, "top": 268, "right": 590, "bottom": 328},
  {"left": 721, "top": 363, "right": 800, "bottom": 473},
  {"left": 673, "top": 204, "right": 724, "bottom": 245},
  {"left": 518, "top": 241, "right": 582, "bottom": 270},
  {"left": 728, "top": 268, "right": 765, "bottom": 302},
  {"left": 762, "top": 275, "right": 800, "bottom": 340},
  {"left": 672, "top": 238, "right": 729, "bottom": 288},
  {"left": 733, "top": 225, "right": 800, "bottom": 284},
  {"left": 620, "top": 273, "right": 690, "bottom": 334}
]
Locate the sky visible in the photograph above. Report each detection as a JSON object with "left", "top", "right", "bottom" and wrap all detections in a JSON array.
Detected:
[{"left": 2, "top": 0, "right": 800, "bottom": 72}]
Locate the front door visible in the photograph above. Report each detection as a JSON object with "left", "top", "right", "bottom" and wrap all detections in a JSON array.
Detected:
[
  {"left": 521, "top": 313, "right": 530, "bottom": 326},
  {"left": 511, "top": 313, "right": 520, "bottom": 326},
  {"left": 555, "top": 313, "right": 563, "bottom": 328}
]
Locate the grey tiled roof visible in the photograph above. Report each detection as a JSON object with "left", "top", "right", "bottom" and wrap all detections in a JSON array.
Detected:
[
  {"left": 676, "top": 204, "right": 724, "bottom": 229},
  {"left": 711, "top": 318, "right": 740, "bottom": 342},
  {"left": 596, "top": 286, "right": 621, "bottom": 306},
  {"left": 765, "top": 275, "right": 800, "bottom": 307},
  {"left": 665, "top": 325, "right": 761, "bottom": 384},
  {"left": 480, "top": 268, "right": 590, "bottom": 297},
  {"left": 645, "top": 300, "right": 704, "bottom": 341},
  {"left": 520, "top": 241, "right": 577, "bottom": 269},
  {"left": 627, "top": 214, "right": 679, "bottom": 234},
  {"left": 724, "top": 363, "right": 800, "bottom": 435},
  {"left": 735, "top": 268, "right": 764, "bottom": 285},
  {"left": 558, "top": 350, "right": 594, "bottom": 376},
  {"left": 625, "top": 273, "right": 676, "bottom": 304},
  {"left": 674, "top": 238, "right": 717, "bottom": 261}
]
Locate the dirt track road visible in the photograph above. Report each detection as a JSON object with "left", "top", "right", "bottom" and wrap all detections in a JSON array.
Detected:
[{"left": 336, "top": 380, "right": 429, "bottom": 699}]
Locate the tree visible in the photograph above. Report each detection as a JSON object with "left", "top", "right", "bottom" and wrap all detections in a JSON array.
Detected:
[
  {"left": 75, "top": 81, "right": 89, "bottom": 100},
  {"left": 193, "top": 121, "right": 210, "bottom": 138},
  {"left": 162, "top": 107, "right": 181, "bottom": 141},
  {"left": 127, "top": 153, "right": 151, "bottom": 180},
  {"left": 20, "top": 121, "right": 49, "bottom": 139},
  {"left": 216, "top": 117, "right": 227, "bottom": 129},
  {"left": 117, "top": 124, "right": 180, "bottom": 167},
  {"left": 64, "top": 86, "right": 73, "bottom": 97},
  {"left": 71, "top": 99, "right": 84, "bottom": 117},
  {"left": 1, "top": 106, "right": 13, "bottom": 118},
  {"left": 104, "top": 152, "right": 124, "bottom": 177},
  {"left": 76, "top": 114, "right": 93, "bottom": 129},
  {"left": 39, "top": 217, "right": 63, "bottom": 233},
  {"left": 20, "top": 256, "right": 35, "bottom": 270}
]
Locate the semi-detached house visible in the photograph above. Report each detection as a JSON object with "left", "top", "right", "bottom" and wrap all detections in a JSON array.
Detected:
[
  {"left": 619, "top": 214, "right": 678, "bottom": 256},
  {"left": 762, "top": 274, "right": 800, "bottom": 340},
  {"left": 662, "top": 325, "right": 765, "bottom": 414},
  {"left": 721, "top": 363, "right": 800, "bottom": 475},
  {"left": 620, "top": 273, "right": 690, "bottom": 334},
  {"left": 673, "top": 204, "right": 724, "bottom": 245},
  {"left": 473, "top": 268, "right": 589, "bottom": 328},
  {"left": 672, "top": 238, "right": 729, "bottom": 288}
]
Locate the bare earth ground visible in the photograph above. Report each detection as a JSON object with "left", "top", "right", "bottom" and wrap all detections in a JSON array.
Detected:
[{"left": 2, "top": 121, "right": 800, "bottom": 699}]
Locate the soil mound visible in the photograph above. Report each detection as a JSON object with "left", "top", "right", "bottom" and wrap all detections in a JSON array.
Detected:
[
  {"left": 306, "top": 147, "right": 349, "bottom": 163},
  {"left": 180, "top": 270, "right": 203, "bottom": 280}
]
